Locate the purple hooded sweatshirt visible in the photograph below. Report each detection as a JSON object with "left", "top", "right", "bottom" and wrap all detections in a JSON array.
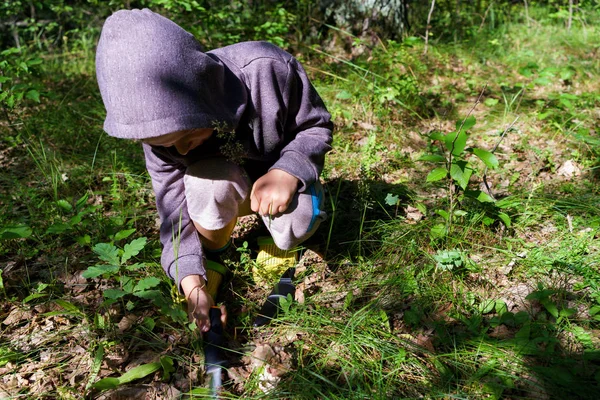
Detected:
[{"left": 96, "top": 9, "right": 333, "bottom": 288}]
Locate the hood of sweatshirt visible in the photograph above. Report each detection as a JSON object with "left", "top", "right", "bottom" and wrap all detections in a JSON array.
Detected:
[{"left": 96, "top": 9, "right": 247, "bottom": 140}]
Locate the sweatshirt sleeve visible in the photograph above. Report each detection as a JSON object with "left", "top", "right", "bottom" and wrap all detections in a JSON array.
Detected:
[
  {"left": 270, "top": 57, "right": 334, "bottom": 192},
  {"left": 142, "top": 143, "right": 205, "bottom": 290}
]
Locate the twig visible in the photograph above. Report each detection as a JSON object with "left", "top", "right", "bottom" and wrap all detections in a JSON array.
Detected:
[
  {"left": 482, "top": 116, "right": 520, "bottom": 199},
  {"left": 452, "top": 85, "right": 487, "bottom": 149},
  {"left": 446, "top": 86, "right": 487, "bottom": 233},
  {"left": 478, "top": 4, "right": 493, "bottom": 31}
]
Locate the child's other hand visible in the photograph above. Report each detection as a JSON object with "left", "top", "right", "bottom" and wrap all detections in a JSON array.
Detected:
[
  {"left": 182, "top": 276, "right": 227, "bottom": 332},
  {"left": 187, "top": 286, "right": 214, "bottom": 332},
  {"left": 251, "top": 169, "right": 299, "bottom": 216}
]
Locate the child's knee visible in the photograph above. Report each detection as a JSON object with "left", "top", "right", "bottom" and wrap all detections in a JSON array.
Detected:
[
  {"left": 184, "top": 158, "right": 250, "bottom": 229},
  {"left": 267, "top": 183, "right": 327, "bottom": 250}
]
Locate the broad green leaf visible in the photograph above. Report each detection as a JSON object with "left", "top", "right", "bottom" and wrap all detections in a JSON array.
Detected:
[
  {"left": 456, "top": 115, "right": 476, "bottom": 132},
  {"left": 53, "top": 299, "right": 84, "bottom": 316},
  {"left": 56, "top": 199, "right": 72, "bottom": 211},
  {"left": 93, "top": 243, "right": 120, "bottom": 265},
  {"left": 515, "top": 323, "right": 530, "bottom": 340},
  {"left": 472, "top": 148, "right": 499, "bottom": 169},
  {"left": 76, "top": 235, "right": 91, "bottom": 245},
  {"left": 114, "top": 229, "right": 136, "bottom": 241},
  {"left": 534, "top": 76, "right": 552, "bottom": 86},
  {"left": 430, "top": 223, "right": 447, "bottom": 239},
  {"left": 559, "top": 97, "right": 573, "bottom": 109},
  {"left": 526, "top": 289, "right": 556, "bottom": 301},
  {"left": 92, "top": 377, "right": 120, "bottom": 390},
  {"left": 121, "top": 237, "right": 147, "bottom": 264},
  {"left": 465, "top": 190, "right": 495, "bottom": 203},
  {"left": 426, "top": 167, "right": 447, "bottom": 182},
  {"left": 497, "top": 212, "right": 511, "bottom": 228},
  {"left": 125, "top": 263, "right": 146, "bottom": 271},
  {"left": 335, "top": 90, "right": 352, "bottom": 100},
  {"left": 160, "top": 356, "right": 175, "bottom": 380},
  {"left": 436, "top": 209, "right": 450, "bottom": 221},
  {"left": 69, "top": 214, "right": 83, "bottom": 226},
  {"left": 27, "top": 58, "right": 42, "bottom": 66},
  {"left": 0, "top": 271, "right": 4, "bottom": 291},
  {"left": 479, "top": 299, "right": 496, "bottom": 314},
  {"left": 589, "top": 305, "right": 600, "bottom": 316},
  {"left": 496, "top": 197, "right": 520, "bottom": 209},
  {"left": 134, "top": 289, "right": 162, "bottom": 301},
  {"left": 1, "top": 47, "right": 21, "bottom": 56},
  {"left": 103, "top": 289, "right": 128, "bottom": 299},
  {"left": 560, "top": 68, "right": 574, "bottom": 81},
  {"left": 450, "top": 162, "right": 472, "bottom": 190},
  {"left": 117, "top": 362, "right": 161, "bottom": 384},
  {"left": 559, "top": 308, "right": 576, "bottom": 318},
  {"left": 23, "top": 292, "right": 46, "bottom": 303},
  {"left": 429, "top": 131, "right": 445, "bottom": 141},
  {"left": 46, "top": 223, "right": 71, "bottom": 234},
  {"left": 484, "top": 98, "right": 499, "bottom": 107},
  {"left": 25, "top": 90, "right": 40, "bottom": 103},
  {"left": 133, "top": 277, "right": 161, "bottom": 293},
  {"left": 121, "top": 276, "right": 135, "bottom": 293},
  {"left": 384, "top": 193, "right": 399, "bottom": 206},
  {"left": 0, "top": 225, "right": 32, "bottom": 239},
  {"left": 445, "top": 130, "right": 468, "bottom": 156},
  {"left": 143, "top": 317, "right": 156, "bottom": 331},
  {"left": 418, "top": 154, "right": 446, "bottom": 163},
  {"left": 495, "top": 300, "right": 508, "bottom": 315},
  {"left": 85, "top": 345, "right": 105, "bottom": 391},
  {"left": 82, "top": 264, "right": 120, "bottom": 279},
  {"left": 476, "top": 191, "right": 495, "bottom": 203},
  {"left": 570, "top": 326, "right": 594, "bottom": 348},
  {"left": 541, "top": 299, "right": 559, "bottom": 318},
  {"left": 75, "top": 193, "right": 89, "bottom": 210}
]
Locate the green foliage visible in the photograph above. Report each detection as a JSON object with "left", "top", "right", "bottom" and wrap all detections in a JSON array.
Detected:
[
  {"left": 433, "top": 249, "right": 467, "bottom": 272},
  {"left": 0, "top": 225, "right": 32, "bottom": 240},
  {"left": 83, "top": 235, "right": 187, "bottom": 326},
  {"left": 0, "top": 47, "right": 43, "bottom": 111},
  {"left": 92, "top": 358, "right": 168, "bottom": 390},
  {"left": 253, "top": 6, "right": 296, "bottom": 48},
  {"left": 420, "top": 114, "right": 510, "bottom": 239}
]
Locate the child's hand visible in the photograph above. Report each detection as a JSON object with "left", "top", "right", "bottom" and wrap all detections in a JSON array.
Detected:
[
  {"left": 182, "top": 276, "right": 227, "bottom": 332},
  {"left": 251, "top": 169, "right": 300, "bottom": 216}
]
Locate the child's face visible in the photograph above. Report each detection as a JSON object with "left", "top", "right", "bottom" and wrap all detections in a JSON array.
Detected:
[{"left": 143, "top": 128, "right": 213, "bottom": 155}]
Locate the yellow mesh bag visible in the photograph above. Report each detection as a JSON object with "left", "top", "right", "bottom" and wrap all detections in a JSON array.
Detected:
[{"left": 253, "top": 237, "right": 298, "bottom": 287}]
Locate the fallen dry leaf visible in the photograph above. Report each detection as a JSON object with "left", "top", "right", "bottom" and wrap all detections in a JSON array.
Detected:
[
  {"left": 404, "top": 205, "right": 424, "bottom": 223},
  {"left": 556, "top": 159, "right": 582, "bottom": 179},
  {"left": 117, "top": 314, "right": 138, "bottom": 333},
  {"left": 2, "top": 307, "right": 34, "bottom": 325}
]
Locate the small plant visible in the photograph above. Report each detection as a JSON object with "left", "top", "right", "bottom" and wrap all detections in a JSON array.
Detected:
[
  {"left": 82, "top": 234, "right": 187, "bottom": 325},
  {"left": 433, "top": 249, "right": 466, "bottom": 272},
  {"left": 45, "top": 193, "right": 101, "bottom": 245},
  {"left": 420, "top": 110, "right": 511, "bottom": 238}
]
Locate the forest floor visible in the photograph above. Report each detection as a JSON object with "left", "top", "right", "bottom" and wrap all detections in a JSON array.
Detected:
[{"left": 1, "top": 14, "right": 600, "bottom": 400}]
